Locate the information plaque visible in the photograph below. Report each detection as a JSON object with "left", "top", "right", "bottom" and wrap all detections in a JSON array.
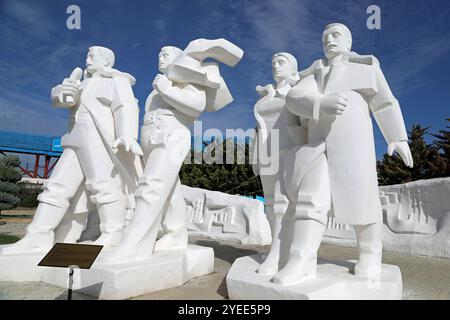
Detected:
[
  {"left": 38, "top": 243, "right": 103, "bottom": 299},
  {"left": 38, "top": 243, "right": 103, "bottom": 269}
]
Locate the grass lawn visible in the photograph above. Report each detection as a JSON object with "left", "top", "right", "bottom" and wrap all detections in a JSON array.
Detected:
[{"left": 0, "top": 234, "right": 20, "bottom": 245}]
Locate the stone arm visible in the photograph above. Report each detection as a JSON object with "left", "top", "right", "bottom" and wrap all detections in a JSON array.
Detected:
[
  {"left": 369, "top": 64, "right": 412, "bottom": 167},
  {"left": 285, "top": 76, "right": 322, "bottom": 121},
  {"left": 369, "top": 64, "right": 408, "bottom": 144},
  {"left": 157, "top": 82, "right": 207, "bottom": 118},
  {"left": 111, "top": 77, "right": 140, "bottom": 142},
  {"left": 250, "top": 129, "right": 259, "bottom": 176},
  {"left": 251, "top": 84, "right": 273, "bottom": 176}
]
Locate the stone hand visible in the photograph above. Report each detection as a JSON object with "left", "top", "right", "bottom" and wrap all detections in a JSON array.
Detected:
[
  {"left": 113, "top": 136, "right": 143, "bottom": 156},
  {"left": 388, "top": 141, "right": 413, "bottom": 168},
  {"left": 319, "top": 93, "right": 348, "bottom": 116},
  {"left": 256, "top": 85, "right": 275, "bottom": 97},
  {"left": 62, "top": 78, "right": 81, "bottom": 104},
  {"left": 62, "top": 78, "right": 80, "bottom": 96},
  {"left": 152, "top": 74, "right": 172, "bottom": 94}
]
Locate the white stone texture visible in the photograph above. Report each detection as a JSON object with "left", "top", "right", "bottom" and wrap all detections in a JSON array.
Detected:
[
  {"left": 381, "top": 177, "right": 450, "bottom": 258},
  {"left": 0, "top": 46, "right": 142, "bottom": 255},
  {"left": 100, "top": 39, "right": 244, "bottom": 263},
  {"left": 183, "top": 185, "right": 271, "bottom": 245},
  {"left": 0, "top": 247, "right": 45, "bottom": 281},
  {"left": 226, "top": 253, "right": 402, "bottom": 300},
  {"left": 38, "top": 245, "right": 214, "bottom": 300},
  {"left": 322, "top": 177, "right": 450, "bottom": 258}
]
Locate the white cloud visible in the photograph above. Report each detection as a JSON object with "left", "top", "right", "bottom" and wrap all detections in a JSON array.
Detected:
[
  {"left": 0, "top": 96, "right": 68, "bottom": 136},
  {"left": 154, "top": 18, "right": 168, "bottom": 41},
  {"left": 373, "top": 1, "right": 450, "bottom": 95},
  {"left": 192, "top": 0, "right": 450, "bottom": 134},
  {"left": 0, "top": 0, "right": 57, "bottom": 41}
]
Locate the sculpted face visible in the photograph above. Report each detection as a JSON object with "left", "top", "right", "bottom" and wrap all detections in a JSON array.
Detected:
[
  {"left": 158, "top": 48, "right": 178, "bottom": 73},
  {"left": 85, "top": 47, "right": 110, "bottom": 73},
  {"left": 322, "top": 25, "right": 351, "bottom": 59},
  {"left": 272, "top": 56, "right": 293, "bottom": 82}
]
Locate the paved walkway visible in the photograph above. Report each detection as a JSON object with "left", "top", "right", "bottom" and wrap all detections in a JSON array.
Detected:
[{"left": 1, "top": 223, "right": 450, "bottom": 300}]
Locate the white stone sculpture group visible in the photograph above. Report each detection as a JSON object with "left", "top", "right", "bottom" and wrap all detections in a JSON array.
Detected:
[
  {"left": 252, "top": 23, "right": 412, "bottom": 286},
  {"left": 0, "top": 39, "right": 244, "bottom": 262},
  {"left": 0, "top": 23, "right": 413, "bottom": 298}
]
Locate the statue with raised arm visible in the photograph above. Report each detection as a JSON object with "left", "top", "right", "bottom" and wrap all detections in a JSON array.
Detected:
[
  {"left": 252, "top": 53, "right": 306, "bottom": 275},
  {"left": 102, "top": 39, "right": 244, "bottom": 263},
  {"left": 271, "top": 23, "right": 413, "bottom": 285},
  {"left": 0, "top": 46, "right": 142, "bottom": 254}
]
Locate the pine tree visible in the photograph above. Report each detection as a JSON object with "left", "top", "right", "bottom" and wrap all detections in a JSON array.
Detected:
[
  {"left": 377, "top": 124, "right": 444, "bottom": 185},
  {"left": 432, "top": 118, "right": 450, "bottom": 176},
  {"left": 180, "top": 139, "right": 263, "bottom": 197},
  {"left": 0, "top": 156, "right": 22, "bottom": 213}
]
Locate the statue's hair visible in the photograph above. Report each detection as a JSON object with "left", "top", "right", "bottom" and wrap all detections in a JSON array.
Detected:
[
  {"left": 323, "top": 23, "right": 352, "bottom": 49},
  {"left": 88, "top": 46, "right": 115, "bottom": 67},
  {"left": 272, "top": 52, "right": 300, "bottom": 82},
  {"left": 160, "top": 46, "right": 182, "bottom": 57}
]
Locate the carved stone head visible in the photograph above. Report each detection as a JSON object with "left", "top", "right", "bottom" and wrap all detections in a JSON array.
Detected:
[
  {"left": 85, "top": 46, "right": 115, "bottom": 74},
  {"left": 158, "top": 46, "right": 182, "bottom": 74},
  {"left": 322, "top": 23, "right": 352, "bottom": 59},
  {"left": 272, "top": 52, "right": 300, "bottom": 84}
]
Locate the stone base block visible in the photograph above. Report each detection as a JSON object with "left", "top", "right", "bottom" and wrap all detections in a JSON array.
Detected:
[
  {"left": 39, "top": 245, "right": 214, "bottom": 300},
  {"left": 226, "top": 253, "right": 402, "bottom": 300},
  {"left": 0, "top": 245, "right": 46, "bottom": 281}
]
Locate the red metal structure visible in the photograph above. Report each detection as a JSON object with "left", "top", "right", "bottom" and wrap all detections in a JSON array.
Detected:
[{"left": 0, "top": 131, "right": 62, "bottom": 179}]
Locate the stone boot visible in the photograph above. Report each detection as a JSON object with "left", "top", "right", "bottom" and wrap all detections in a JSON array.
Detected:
[
  {"left": 99, "top": 195, "right": 164, "bottom": 264},
  {"left": 154, "top": 184, "right": 188, "bottom": 251},
  {"left": 271, "top": 218, "right": 325, "bottom": 286},
  {"left": 91, "top": 197, "right": 127, "bottom": 249},
  {"left": 354, "top": 222, "right": 382, "bottom": 277},
  {"left": 1, "top": 203, "right": 67, "bottom": 254},
  {"left": 257, "top": 208, "right": 283, "bottom": 275}
]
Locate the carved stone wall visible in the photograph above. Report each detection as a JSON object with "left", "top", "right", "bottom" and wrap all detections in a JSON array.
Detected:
[
  {"left": 182, "top": 185, "right": 271, "bottom": 245},
  {"left": 322, "top": 177, "right": 450, "bottom": 258}
]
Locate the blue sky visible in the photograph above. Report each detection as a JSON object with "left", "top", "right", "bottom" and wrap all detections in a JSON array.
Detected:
[{"left": 1, "top": 0, "right": 449, "bottom": 161}]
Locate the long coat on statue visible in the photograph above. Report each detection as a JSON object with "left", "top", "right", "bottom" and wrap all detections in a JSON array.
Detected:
[
  {"left": 286, "top": 53, "right": 408, "bottom": 225},
  {"left": 51, "top": 67, "right": 142, "bottom": 214}
]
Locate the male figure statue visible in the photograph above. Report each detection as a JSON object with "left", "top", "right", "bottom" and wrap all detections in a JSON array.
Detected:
[
  {"left": 142, "top": 45, "right": 188, "bottom": 252},
  {"left": 1, "top": 46, "right": 141, "bottom": 254},
  {"left": 102, "top": 39, "right": 244, "bottom": 263},
  {"left": 272, "top": 23, "right": 413, "bottom": 285},
  {"left": 252, "top": 52, "right": 305, "bottom": 275}
]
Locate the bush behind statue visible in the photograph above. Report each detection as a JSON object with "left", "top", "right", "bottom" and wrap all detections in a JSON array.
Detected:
[{"left": 0, "top": 156, "right": 22, "bottom": 213}]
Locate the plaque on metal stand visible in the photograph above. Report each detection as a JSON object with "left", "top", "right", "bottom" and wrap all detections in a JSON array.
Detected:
[{"left": 38, "top": 243, "right": 103, "bottom": 300}]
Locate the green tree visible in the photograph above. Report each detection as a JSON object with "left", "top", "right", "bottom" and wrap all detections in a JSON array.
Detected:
[
  {"left": 0, "top": 156, "right": 22, "bottom": 213},
  {"left": 377, "top": 124, "right": 445, "bottom": 185},
  {"left": 432, "top": 118, "right": 450, "bottom": 176},
  {"left": 17, "top": 182, "right": 42, "bottom": 208},
  {"left": 180, "top": 139, "right": 263, "bottom": 197}
]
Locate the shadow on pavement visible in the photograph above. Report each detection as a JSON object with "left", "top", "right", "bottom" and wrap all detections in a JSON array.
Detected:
[{"left": 195, "top": 239, "right": 260, "bottom": 264}]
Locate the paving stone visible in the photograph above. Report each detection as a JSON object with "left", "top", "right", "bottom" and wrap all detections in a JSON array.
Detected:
[{"left": 1, "top": 229, "right": 449, "bottom": 300}]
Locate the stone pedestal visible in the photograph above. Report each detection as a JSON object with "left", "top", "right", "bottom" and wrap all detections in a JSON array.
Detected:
[
  {"left": 0, "top": 245, "right": 213, "bottom": 300},
  {"left": 39, "top": 245, "right": 213, "bottom": 300},
  {"left": 0, "top": 246, "right": 46, "bottom": 282},
  {"left": 226, "top": 253, "right": 402, "bottom": 300}
]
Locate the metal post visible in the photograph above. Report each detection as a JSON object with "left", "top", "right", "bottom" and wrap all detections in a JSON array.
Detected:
[
  {"left": 68, "top": 267, "right": 74, "bottom": 300},
  {"left": 47, "top": 158, "right": 59, "bottom": 176},
  {"left": 43, "top": 155, "right": 50, "bottom": 179},
  {"left": 33, "top": 154, "right": 40, "bottom": 178}
]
